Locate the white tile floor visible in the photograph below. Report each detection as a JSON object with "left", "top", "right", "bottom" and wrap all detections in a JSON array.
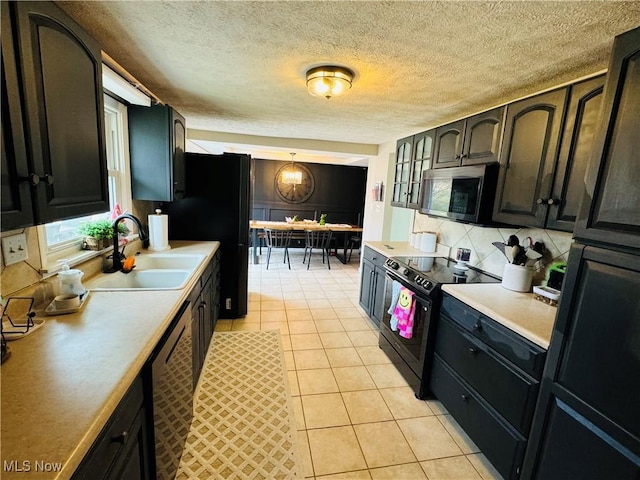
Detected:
[{"left": 216, "top": 248, "right": 503, "bottom": 479}]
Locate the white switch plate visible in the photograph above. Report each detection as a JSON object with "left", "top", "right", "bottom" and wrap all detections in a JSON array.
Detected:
[{"left": 2, "top": 233, "right": 28, "bottom": 266}]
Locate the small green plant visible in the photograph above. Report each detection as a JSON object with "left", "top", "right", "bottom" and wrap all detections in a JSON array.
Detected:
[
  {"left": 319, "top": 213, "right": 327, "bottom": 225},
  {"left": 78, "top": 219, "right": 127, "bottom": 240}
]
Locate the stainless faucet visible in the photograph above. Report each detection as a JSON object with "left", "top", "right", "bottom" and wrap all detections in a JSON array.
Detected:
[{"left": 107, "top": 214, "right": 148, "bottom": 272}]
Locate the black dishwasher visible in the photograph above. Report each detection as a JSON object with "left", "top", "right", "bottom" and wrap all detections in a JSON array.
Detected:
[{"left": 149, "top": 301, "right": 193, "bottom": 479}]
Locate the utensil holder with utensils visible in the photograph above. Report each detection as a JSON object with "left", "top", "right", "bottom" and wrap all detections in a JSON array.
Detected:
[{"left": 502, "top": 263, "right": 533, "bottom": 292}]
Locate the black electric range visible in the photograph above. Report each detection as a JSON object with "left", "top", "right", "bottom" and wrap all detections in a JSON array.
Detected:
[
  {"left": 384, "top": 256, "right": 500, "bottom": 297},
  {"left": 379, "top": 255, "right": 499, "bottom": 399}
]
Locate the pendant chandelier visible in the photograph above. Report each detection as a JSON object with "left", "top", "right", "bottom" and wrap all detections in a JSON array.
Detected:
[
  {"left": 281, "top": 153, "right": 302, "bottom": 185},
  {"left": 306, "top": 66, "right": 354, "bottom": 99}
]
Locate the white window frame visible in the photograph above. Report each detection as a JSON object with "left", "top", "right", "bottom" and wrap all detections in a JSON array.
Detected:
[{"left": 38, "top": 94, "right": 133, "bottom": 273}]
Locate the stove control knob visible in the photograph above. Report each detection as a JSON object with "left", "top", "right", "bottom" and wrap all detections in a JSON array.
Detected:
[
  {"left": 391, "top": 261, "right": 400, "bottom": 270},
  {"left": 424, "top": 281, "right": 432, "bottom": 289},
  {"left": 403, "top": 268, "right": 410, "bottom": 276},
  {"left": 415, "top": 275, "right": 423, "bottom": 284}
]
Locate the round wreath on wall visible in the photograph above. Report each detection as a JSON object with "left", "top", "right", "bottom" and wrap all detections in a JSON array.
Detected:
[{"left": 274, "top": 163, "right": 315, "bottom": 204}]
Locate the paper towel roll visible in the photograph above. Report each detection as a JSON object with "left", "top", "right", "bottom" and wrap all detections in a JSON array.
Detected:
[
  {"left": 148, "top": 212, "right": 171, "bottom": 251},
  {"left": 420, "top": 232, "right": 437, "bottom": 252}
]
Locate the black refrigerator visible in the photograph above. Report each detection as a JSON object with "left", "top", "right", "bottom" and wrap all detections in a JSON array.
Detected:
[
  {"left": 521, "top": 26, "right": 640, "bottom": 479},
  {"left": 165, "top": 152, "right": 250, "bottom": 319}
]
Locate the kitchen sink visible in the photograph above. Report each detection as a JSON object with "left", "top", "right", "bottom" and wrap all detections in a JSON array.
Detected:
[
  {"left": 89, "top": 270, "right": 192, "bottom": 291},
  {"left": 132, "top": 254, "right": 205, "bottom": 271}
]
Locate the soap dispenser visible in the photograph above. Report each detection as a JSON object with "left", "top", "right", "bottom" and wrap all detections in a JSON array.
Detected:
[{"left": 58, "top": 260, "right": 86, "bottom": 296}]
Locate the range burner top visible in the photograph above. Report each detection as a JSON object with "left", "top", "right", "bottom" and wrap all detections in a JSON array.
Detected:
[{"left": 385, "top": 256, "right": 499, "bottom": 296}]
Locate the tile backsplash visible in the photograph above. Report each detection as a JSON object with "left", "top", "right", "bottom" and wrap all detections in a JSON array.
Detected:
[{"left": 413, "top": 213, "right": 573, "bottom": 285}]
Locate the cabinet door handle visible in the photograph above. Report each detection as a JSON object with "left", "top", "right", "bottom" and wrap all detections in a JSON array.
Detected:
[
  {"left": 461, "top": 394, "right": 469, "bottom": 402},
  {"left": 547, "top": 198, "right": 560, "bottom": 205},
  {"left": 473, "top": 321, "right": 483, "bottom": 332},
  {"left": 468, "top": 347, "right": 479, "bottom": 355},
  {"left": 536, "top": 198, "right": 547, "bottom": 205},
  {"left": 111, "top": 431, "right": 128, "bottom": 444},
  {"left": 21, "top": 173, "right": 55, "bottom": 186}
]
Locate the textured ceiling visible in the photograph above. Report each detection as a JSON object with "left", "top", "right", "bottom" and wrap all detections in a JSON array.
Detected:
[{"left": 58, "top": 1, "right": 640, "bottom": 161}]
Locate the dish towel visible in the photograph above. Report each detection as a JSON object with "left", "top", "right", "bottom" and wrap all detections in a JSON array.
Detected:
[
  {"left": 388, "top": 281, "right": 402, "bottom": 331},
  {"left": 392, "top": 287, "right": 416, "bottom": 339}
]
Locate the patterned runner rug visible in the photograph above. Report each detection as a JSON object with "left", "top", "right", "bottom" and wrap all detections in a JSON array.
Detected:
[{"left": 176, "top": 330, "right": 300, "bottom": 479}]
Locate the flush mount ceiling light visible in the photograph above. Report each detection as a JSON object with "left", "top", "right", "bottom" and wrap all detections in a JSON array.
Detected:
[{"left": 306, "top": 66, "right": 354, "bottom": 99}]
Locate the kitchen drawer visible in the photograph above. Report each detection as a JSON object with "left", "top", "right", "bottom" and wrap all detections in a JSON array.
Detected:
[
  {"left": 363, "top": 246, "right": 386, "bottom": 268},
  {"left": 441, "top": 294, "right": 546, "bottom": 379},
  {"left": 431, "top": 356, "right": 527, "bottom": 480},
  {"left": 72, "top": 376, "right": 145, "bottom": 479},
  {"left": 436, "top": 315, "right": 540, "bottom": 435}
]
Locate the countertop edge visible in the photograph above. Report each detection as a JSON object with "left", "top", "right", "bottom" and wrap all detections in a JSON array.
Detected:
[
  {"left": 364, "top": 241, "right": 450, "bottom": 259},
  {"left": 441, "top": 283, "right": 556, "bottom": 350}
]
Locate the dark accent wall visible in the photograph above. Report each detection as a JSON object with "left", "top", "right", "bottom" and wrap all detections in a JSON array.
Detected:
[{"left": 252, "top": 159, "right": 367, "bottom": 226}]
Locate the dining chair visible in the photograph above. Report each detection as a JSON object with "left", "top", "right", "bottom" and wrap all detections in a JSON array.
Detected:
[
  {"left": 264, "top": 228, "right": 293, "bottom": 269},
  {"left": 303, "top": 229, "right": 333, "bottom": 270},
  {"left": 346, "top": 234, "right": 362, "bottom": 262}
]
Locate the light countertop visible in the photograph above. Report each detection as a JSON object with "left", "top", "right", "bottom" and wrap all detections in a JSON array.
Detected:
[
  {"left": 442, "top": 283, "right": 558, "bottom": 349},
  {"left": 364, "top": 241, "right": 450, "bottom": 259},
  {"left": 0, "top": 241, "right": 220, "bottom": 480}
]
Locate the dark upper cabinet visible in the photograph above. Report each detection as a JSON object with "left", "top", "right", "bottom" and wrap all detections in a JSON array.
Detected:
[
  {"left": 461, "top": 107, "right": 505, "bottom": 166},
  {"left": 1, "top": 3, "right": 34, "bottom": 230},
  {"left": 391, "top": 135, "right": 413, "bottom": 207},
  {"left": 433, "top": 119, "right": 465, "bottom": 169},
  {"left": 128, "top": 104, "right": 186, "bottom": 202},
  {"left": 432, "top": 107, "right": 504, "bottom": 169},
  {"left": 1, "top": 1, "right": 109, "bottom": 230},
  {"left": 493, "top": 88, "right": 568, "bottom": 228},
  {"left": 575, "top": 26, "right": 640, "bottom": 251},
  {"left": 521, "top": 245, "right": 640, "bottom": 479},
  {"left": 407, "top": 129, "right": 435, "bottom": 208},
  {"left": 546, "top": 75, "right": 605, "bottom": 232},
  {"left": 391, "top": 130, "right": 435, "bottom": 209}
]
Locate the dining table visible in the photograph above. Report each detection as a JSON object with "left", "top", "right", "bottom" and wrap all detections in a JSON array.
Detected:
[{"left": 249, "top": 220, "right": 363, "bottom": 265}]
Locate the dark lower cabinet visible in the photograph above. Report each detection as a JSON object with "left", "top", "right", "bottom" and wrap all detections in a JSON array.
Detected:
[
  {"left": 533, "top": 397, "right": 639, "bottom": 480},
  {"left": 358, "top": 246, "right": 386, "bottom": 327},
  {"left": 432, "top": 294, "right": 546, "bottom": 479},
  {"left": 191, "top": 254, "right": 221, "bottom": 387},
  {"left": 431, "top": 357, "right": 527, "bottom": 479},
  {"left": 521, "top": 245, "right": 640, "bottom": 479},
  {"left": 72, "top": 376, "right": 150, "bottom": 480}
]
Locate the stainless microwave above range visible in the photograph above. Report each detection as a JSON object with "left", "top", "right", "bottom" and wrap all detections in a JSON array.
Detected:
[{"left": 420, "top": 164, "right": 499, "bottom": 225}]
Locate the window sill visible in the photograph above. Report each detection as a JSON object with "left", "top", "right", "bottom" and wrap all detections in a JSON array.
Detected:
[{"left": 40, "top": 235, "right": 139, "bottom": 276}]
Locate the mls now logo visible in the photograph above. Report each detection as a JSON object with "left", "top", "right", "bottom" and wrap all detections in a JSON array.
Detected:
[{"left": 4, "top": 460, "right": 63, "bottom": 472}]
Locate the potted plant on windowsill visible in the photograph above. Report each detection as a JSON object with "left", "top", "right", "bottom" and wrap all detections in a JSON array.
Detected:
[{"left": 78, "top": 219, "right": 127, "bottom": 251}]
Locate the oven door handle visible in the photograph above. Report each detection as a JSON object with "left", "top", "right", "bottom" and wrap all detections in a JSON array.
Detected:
[{"left": 385, "top": 272, "right": 433, "bottom": 306}]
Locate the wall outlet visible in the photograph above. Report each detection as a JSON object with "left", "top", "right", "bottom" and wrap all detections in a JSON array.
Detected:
[
  {"left": 2, "top": 233, "right": 29, "bottom": 266},
  {"left": 225, "top": 298, "right": 231, "bottom": 310}
]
